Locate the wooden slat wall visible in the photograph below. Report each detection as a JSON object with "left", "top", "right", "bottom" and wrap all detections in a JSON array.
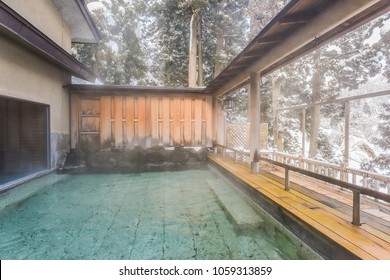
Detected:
[{"left": 70, "top": 94, "right": 213, "bottom": 149}]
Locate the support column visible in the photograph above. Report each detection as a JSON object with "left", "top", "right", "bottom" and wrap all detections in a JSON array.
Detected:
[
  {"left": 249, "top": 72, "right": 260, "bottom": 161},
  {"left": 213, "top": 97, "right": 225, "bottom": 146},
  {"left": 342, "top": 101, "right": 350, "bottom": 182},
  {"left": 272, "top": 77, "right": 281, "bottom": 151},
  {"left": 301, "top": 108, "right": 306, "bottom": 156},
  {"left": 344, "top": 101, "right": 350, "bottom": 167}
]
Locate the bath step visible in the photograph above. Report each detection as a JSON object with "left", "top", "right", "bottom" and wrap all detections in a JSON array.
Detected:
[{"left": 207, "top": 179, "right": 263, "bottom": 230}]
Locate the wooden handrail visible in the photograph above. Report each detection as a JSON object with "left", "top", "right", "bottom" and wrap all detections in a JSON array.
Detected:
[
  {"left": 256, "top": 155, "right": 390, "bottom": 203},
  {"left": 215, "top": 144, "right": 390, "bottom": 202},
  {"left": 263, "top": 150, "right": 390, "bottom": 183},
  {"left": 214, "top": 144, "right": 390, "bottom": 226}
]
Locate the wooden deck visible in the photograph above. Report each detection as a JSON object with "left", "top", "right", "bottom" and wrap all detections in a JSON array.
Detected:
[{"left": 209, "top": 154, "right": 390, "bottom": 260}]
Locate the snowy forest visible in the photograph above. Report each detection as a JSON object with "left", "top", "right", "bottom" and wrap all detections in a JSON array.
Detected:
[{"left": 72, "top": 0, "right": 390, "bottom": 176}]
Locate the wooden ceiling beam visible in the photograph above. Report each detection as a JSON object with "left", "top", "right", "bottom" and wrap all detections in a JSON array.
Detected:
[
  {"left": 279, "top": 13, "right": 312, "bottom": 25},
  {"left": 211, "top": 0, "right": 388, "bottom": 97},
  {"left": 244, "top": 49, "right": 264, "bottom": 58},
  {"left": 257, "top": 34, "right": 283, "bottom": 45}
]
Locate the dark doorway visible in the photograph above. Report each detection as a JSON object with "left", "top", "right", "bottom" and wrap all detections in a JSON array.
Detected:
[{"left": 0, "top": 96, "right": 49, "bottom": 185}]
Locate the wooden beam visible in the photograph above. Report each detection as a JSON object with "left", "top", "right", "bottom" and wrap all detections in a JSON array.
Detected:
[
  {"left": 279, "top": 13, "right": 312, "bottom": 25},
  {"left": 301, "top": 108, "right": 306, "bottom": 156},
  {"left": 228, "top": 63, "right": 251, "bottom": 70},
  {"left": 244, "top": 49, "right": 264, "bottom": 58},
  {"left": 276, "top": 90, "right": 390, "bottom": 112},
  {"left": 212, "top": 0, "right": 388, "bottom": 97},
  {"left": 213, "top": 98, "right": 225, "bottom": 146},
  {"left": 257, "top": 34, "right": 283, "bottom": 45},
  {"left": 344, "top": 101, "right": 350, "bottom": 168},
  {"left": 68, "top": 84, "right": 206, "bottom": 95},
  {"left": 249, "top": 72, "right": 260, "bottom": 161}
]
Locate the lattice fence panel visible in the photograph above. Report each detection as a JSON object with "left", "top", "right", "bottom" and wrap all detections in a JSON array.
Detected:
[{"left": 226, "top": 123, "right": 249, "bottom": 150}]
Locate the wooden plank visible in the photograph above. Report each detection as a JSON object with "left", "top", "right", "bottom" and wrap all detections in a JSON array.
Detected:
[
  {"left": 158, "top": 97, "right": 163, "bottom": 144},
  {"left": 100, "top": 96, "right": 111, "bottom": 147},
  {"left": 70, "top": 94, "right": 79, "bottom": 149},
  {"left": 209, "top": 156, "right": 371, "bottom": 258},
  {"left": 162, "top": 97, "right": 170, "bottom": 145},
  {"left": 137, "top": 96, "right": 147, "bottom": 143},
  {"left": 258, "top": 163, "right": 390, "bottom": 229},
  {"left": 125, "top": 97, "right": 135, "bottom": 147},
  {"left": 205, "top": 96, "right": 213, "bottom": 146},
  {"left": 150, "top": 97, "right": 159, "bottom": 144},
  {"left": 172, "top": 98, "right": 181, "bottom": 145},
  {"left": 80, "top": 99, "right": 100, "bottom": 115},
  {"left": 181, "top": 98, "right": 185, "bottom": 144},
  {"left": 183, "top": 98, "right": 192, "bottom": 145},
  {"left": 80, "top": 117, "right": 99, "bottom": 132},
  {"left": 146, "top": 96, "right": 151, "bottom": 145},
  {"left": 114, "top": 96, "right": 123, "bottom": 147},
  {"left": 209, "top": 155, "right": 390, "bottom": 260},
  {"left": 194, "top": 99, "right": 203, "bottom": 145},
  {"left": 191, "top": 99, "right": 195, "bottom": 145},
  {"left": 279, "top": 198, "right": 390, "bottom": 256}
]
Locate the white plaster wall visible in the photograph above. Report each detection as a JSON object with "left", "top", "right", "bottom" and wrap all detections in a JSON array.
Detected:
[
  {"left": 0, "top": 34, "right": 70, "bottom": 135},
  {"left": 3, "top": 0, "right": 72, "bottom": 52},
  {"left": 0, "top": 34, "right": 70, "bottom": 167}
]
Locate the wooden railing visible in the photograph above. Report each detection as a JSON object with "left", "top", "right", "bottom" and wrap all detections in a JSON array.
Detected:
[
  {"left": 259, "top": 150, "right": 390, "bottom": 196},
  {"left": 214, "top": 144, "right": 390, "bottom": 226}
]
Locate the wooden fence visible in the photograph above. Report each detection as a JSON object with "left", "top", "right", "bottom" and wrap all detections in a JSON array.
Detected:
[{"left": 69, "top": 87, "right": 213, "bottom": 150}]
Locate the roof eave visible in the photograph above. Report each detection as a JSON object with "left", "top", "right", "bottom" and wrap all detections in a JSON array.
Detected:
[
  {"left": 52, "top": 0, "right": 100, "bottom": 44},
  {"left": 0, "top": 2, "right": 96, "bottom": 82},
  {"left": 74, "top": 0, "right": 101, "bottom": 43}
]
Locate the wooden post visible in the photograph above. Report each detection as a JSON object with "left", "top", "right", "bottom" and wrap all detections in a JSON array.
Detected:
[
  {"left": 272, "top": 77, "right": 280, "bottom": 151},
  {"left": 251, "top": 149, "right": 260, "bottom": 174},
  {"left": 344, "top": 101, "right": 350, "bottom": 168},
  {"left": 352, "top": 191, "right": 361, "bottom": 226},
  {"left": 274, "top": 112, "right": 278, "bottom": 149},
  {"left": 301, "top": 108, "right": 306, "bottom": 156},
  {"left": 213, "top": 98, "right": 225, "bottom": 146},
  {"left": 285, "top": 168, "right": 290, "bottom": 191},
  {"left": 249, "top": 72, "right": 260, "bottom": 161}
]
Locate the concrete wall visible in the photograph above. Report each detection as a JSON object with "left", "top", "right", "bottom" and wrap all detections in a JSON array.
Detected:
[
  {"left": 2, "top": 0, "right": 72, "bottom": 52},
  {"left": 0, "top": 0, "right": 73, "bottom": 169}
]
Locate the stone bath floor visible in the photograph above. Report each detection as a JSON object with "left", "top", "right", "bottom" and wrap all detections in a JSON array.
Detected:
[{"left": 0, "top": 169, "right": 319, "bottom": 260}]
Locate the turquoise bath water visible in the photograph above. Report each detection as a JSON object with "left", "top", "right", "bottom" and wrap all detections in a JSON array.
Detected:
[{"left": 0, "top": 168, "right": 320, "bottom": 260}]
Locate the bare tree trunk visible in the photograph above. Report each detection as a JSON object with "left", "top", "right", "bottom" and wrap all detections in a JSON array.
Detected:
[
  {"left": 197, "top": 18, "right": 203, "bottom": 86},
  {"left": 214, "top": 27, "right": 224, "bottom": 77},
  {"left": 309, "top": 55, "right": 321, "bottom": 158},
  {"left": 188, "top": 12, "right": 198, "bottom": 87}
]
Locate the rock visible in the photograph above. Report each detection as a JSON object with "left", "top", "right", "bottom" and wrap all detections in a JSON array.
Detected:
[
  {"left": 170, "top": 146, "right": 189, "bottom": 165},
  {"left": 146, "top": 146, "right": 167, "bottom": 164},
  {"left": 127, "top": 146, "right": 147, "bottom": 164},
  {"left": 87, "top": 150, "right": 118, "bottom": 167}
]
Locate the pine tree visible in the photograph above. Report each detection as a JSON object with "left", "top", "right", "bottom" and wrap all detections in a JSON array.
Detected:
[
  {"left": 72, "top": 0, "right": 147, "bottom": 85},
  {"left": 273, "top": 19, "right": 383, "bottom": 159},
  {"left": 366, "top": 103, "right": 390, "bottom": 175},
  {"left": 145, "top": 0, "right": 250, "bottom": 86}
]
